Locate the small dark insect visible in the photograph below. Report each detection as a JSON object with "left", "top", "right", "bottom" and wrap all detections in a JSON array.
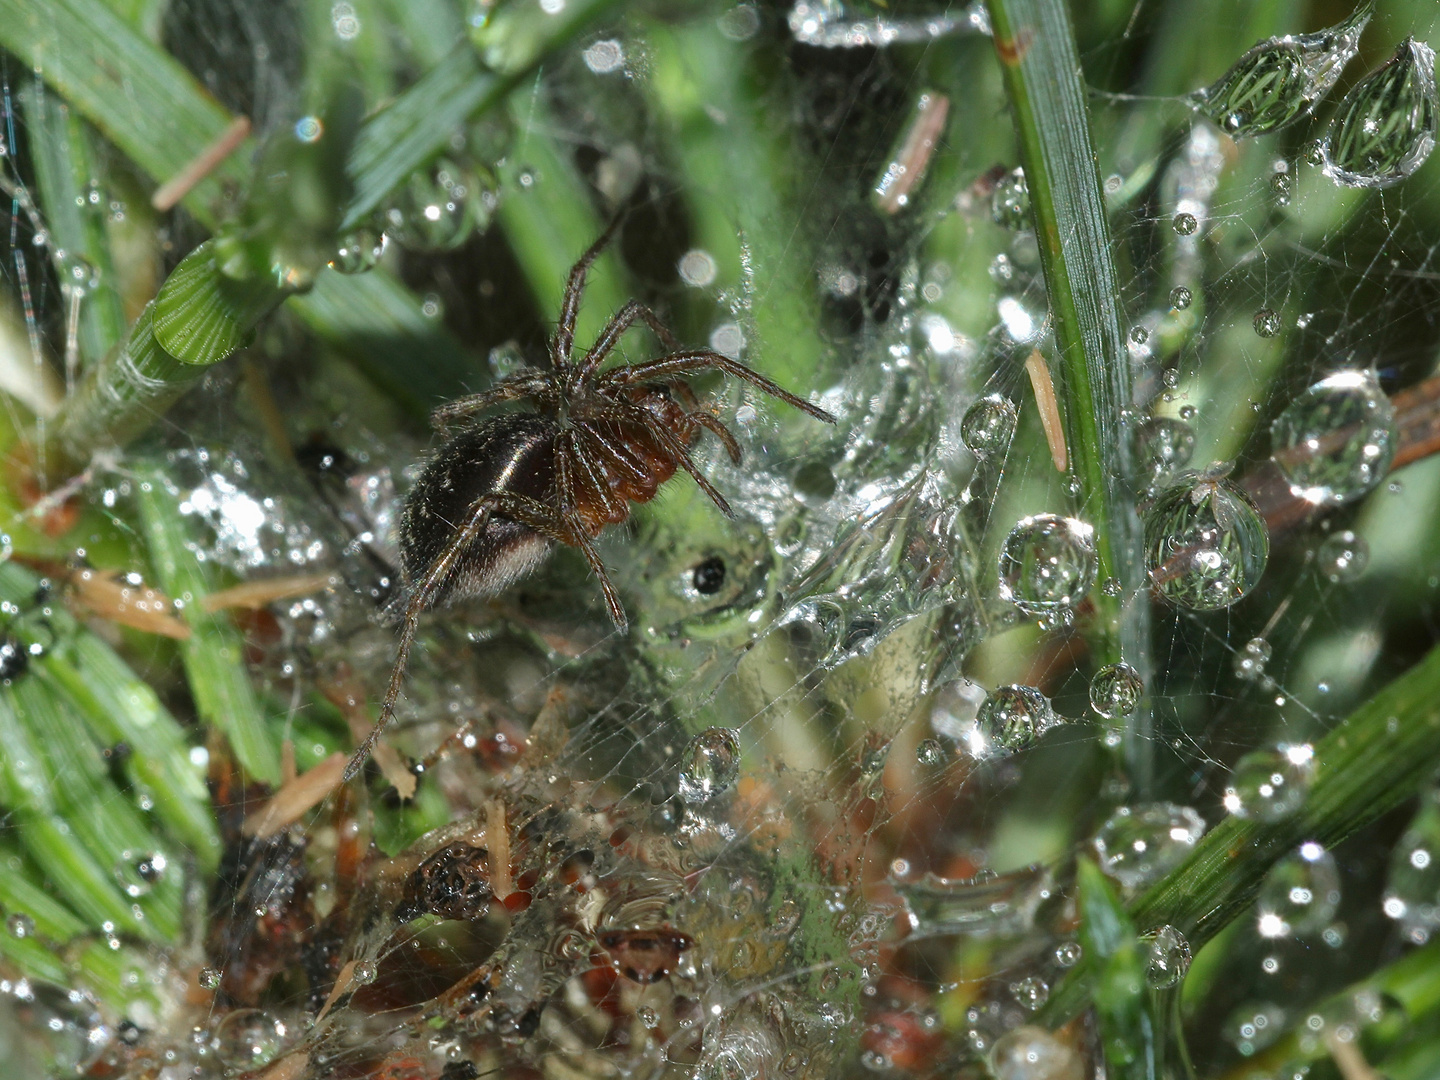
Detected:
[
  {"left": 396, "top": 842, "right": 493, "bottom": 923},
  {"left": 598, "top": 927, "right": 695, "bottom": 983},
  {"left": 0, "top": 636, "right": 28, "bottom": 684},
  {"left": 346, "top": 220, "right": 835, "bottom": 779}
]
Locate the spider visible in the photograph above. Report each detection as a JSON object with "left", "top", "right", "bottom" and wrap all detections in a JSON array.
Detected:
[{"left": 344, "top": 220, "right": 836, "bottom": 779}]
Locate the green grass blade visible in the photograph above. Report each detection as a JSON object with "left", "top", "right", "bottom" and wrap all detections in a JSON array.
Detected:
[
  {"left": 1078, "top": 858, "right": 1154, "bottom": 1080},
  {"left": 152, "top": 240, "right": 288, "bottom": 365}
]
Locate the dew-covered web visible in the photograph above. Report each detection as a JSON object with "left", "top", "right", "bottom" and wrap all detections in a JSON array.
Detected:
[{"left": 3, "top": 0, "right": 1440, "bottom": 1076}]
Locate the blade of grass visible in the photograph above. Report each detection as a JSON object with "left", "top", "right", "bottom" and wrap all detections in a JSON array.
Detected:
[
  {"left": 1077, "top": 857, "right": 1156, "bottom": 1080},
  {"left": 134, "top": 464, "right": 281, "bottom": 786},
  {"left": 984, "top": 0, "right": 1153, "bottom": 789}
]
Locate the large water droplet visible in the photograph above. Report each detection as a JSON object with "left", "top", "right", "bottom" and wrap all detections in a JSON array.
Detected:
[
  {"left": 1172, "top": 212, "right": 1198, "bottom": 235},
  {"left": 1383, "top": 786, "right": 1440, "bottom": 942},
  {"left": 990, "top": 167, "right": 1030, "bottom": 230},
  {"left": 1089, "top": 662, "right": 1143, "bottom": 719},
  {"left": 1141, "top": 925, "right": 1192, "bottom": 988},
  {"left": 1134, "top": 416, "right": 1196, "bottom": 486},
  {"left": 1253, "top": 308, "right": 1282, "bottom": 338},
  {"left": 212, "top": 1009, "right": 287, "bottom": 1070},
  {"left": 1323, "top": 38, "right": 1438, "bottom": 188},
  {"left": 678, "top": 727, "right": 741, "bottom": 802},
  {"left": 1224, "top": 744, "right": 1315, "bottom": 821},
  {"left": 1145, "top": 471, "right": 1269, "bottom": 610},
  {"left": 997, "top": 514, "right": 1097, "bottom": 614},
  {"left": 1169, "top": 285, "right": 1193, "bottom": 310},
  {"left": 1257, "top": 842, "right": 1340, "bottom": 937},
  {"left": 973, "top": 685, "right": 1054, "bottom": 756},
  {"left": 1270, "top": 370, "right": 1397, "bottom": 505},
  {"left": 382, "top": 158, "right": 490, "bottom": 252},
  {"left": 1193, "top": 2, "right": 1372, "bottom": 138},
  {"left": 1318, "top": 529, "right": 1369, "bottom": 582},
  {"left": 990, "top": 1026, "right": 1085, "bottom": 1080},
  {"left": 1093, "top": 803, "right": 1207, "bottom": 891},
  {"left": 961, "top": 395, "right": 1018, "bottom": 457}
]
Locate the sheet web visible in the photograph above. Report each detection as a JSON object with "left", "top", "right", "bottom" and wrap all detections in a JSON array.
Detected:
[{"left": 0, "top": 0, "right": 1439, "bottom": 1077}]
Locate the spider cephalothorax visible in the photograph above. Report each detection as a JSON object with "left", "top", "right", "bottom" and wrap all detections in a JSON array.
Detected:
[{"left": 346, "top": 220, "right": 835, "bottom": 779}]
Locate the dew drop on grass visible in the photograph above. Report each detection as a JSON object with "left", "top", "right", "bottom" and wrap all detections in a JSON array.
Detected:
[
  {"left": 1134, "top": 416, "right": 1196, "bottom": 485},
  {"left": 1253, "top": 308, "right": 1282, "bottom": 337},
  {"left": 1224, "top": 744, "right": 1315, "bottom": 821},
  {"left": 1141, "top": 925, "right": 1192, "bottom": 988},
  {"left": 212, "top": 1008, "right": 287, "bottom": 1069},
  {"left": 1257, "top": 842, "right": 1340, "bottom": 937},
  {"left": 7, "top": 912, "right": 33, "bottom": 939},
  {"left": 1383, "top": 786, "right": 1440, "bottom": 941},
  {"left": 1169, "top": 285, "right": 1193, "bottom": 309},
  {"left": 1322, "top": 38, "right": 1438, "bottom": 189},
  {"left": 1093, "top": 803, "right": 1207, "bottom": 890},
  {"left": 1144, "top": 471, "right": 1269, "bottom": 610},
  {"left": 1318, "top": 529, "right": 1370, "bottom": 582},
  {"left": 1089, "top": 662, "right": 1143, "bottom": 719},
  {"left": 989, "top": 167, "right": 1030, "bottom": 230},
  {"left": 997, "top": 514, "right": 1097, "bottom": 615},
  {"left": 974, "top": 685, "right": 1054, "bottom": 755},
  {"left": 678, "top": 727, "right": 741, "bottom": 803},
  {"left": 1270, "top": 370, "right": 1397, "bottom": 505},
  {"left": 960, "top": 394, "right": 1018, "bottom": 457},
  {"left": 1172, "top": 212, "right": 1198, "bottom": 235},
  {"left": 381, "top": 158, "right": 489, "bottom": 252}
]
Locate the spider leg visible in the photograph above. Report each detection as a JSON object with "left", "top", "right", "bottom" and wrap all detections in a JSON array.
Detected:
[
  {"left": 574, "top": 300, "right": 685, "bottom": 386},
  {"left": 429, "top": 377, "right": 547, "bottom": 436},
  {"left": 553, "top": 215, "right": 625, "bottom": 367},
  {"left": 343, "top": 490, "right": 576, "bottom": 782},
  {"left": 685, "top": 410, "right": 742, "bottom": 464},
  {"left": 609, "top": 398, "right": 735, "bottom": 518},
  {"left": 555, "top": 442, "right": 628, "bottom": 629},
  {"left": 605, "top": 350, "right": 837, "bottom": 424}
]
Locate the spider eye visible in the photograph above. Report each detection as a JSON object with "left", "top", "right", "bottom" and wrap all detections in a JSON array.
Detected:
[{"left": 692, "top": 556, "right": 727, "bottom": 595}]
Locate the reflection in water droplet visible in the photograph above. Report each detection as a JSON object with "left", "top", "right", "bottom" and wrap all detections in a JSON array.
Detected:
[
  {"left": 1271, "top": 171, "right": 1294, "bottom": 204},
  {"left": 1253, "top": 308, "right": 1282, "bottom": 337},
  {"left": 1169, "top": 285, "right": 1193, "bottom": 309},
  {"left": 1224, "top": 744, "right": 1315, "bottom": 821},
  {"left": 1134, "top": 417, "right": 1196, "bottom": 486},
  {"left": 353, "top": 959, "right": 378, "bottom": 985},
  {"left": 212, "top": 1009, "right": 287, "bottom": 1069},
  {"left": 1323, "top": 38, "right": 1438, "bottom": 189},
  {"left": 1054, "top": 941, "right": 1082, "bottom": 967},
  {"left": 1089, "top": 663, "right": 1143, "bottom": 719},
  {"left": 961, "top": 395, "right": 1018, "bottom": 457},
  {"left": 199, "top": 967, "right": 222, "bottom": 990},
  {"left": 1141, "top": 925, "right": 1192, "bottom": 988},
  {"left": 115, "top": 851, "right": 166, "bottom": 898},
  {"left": 1194, "top": 3, "right": 1371, "bottom": 138},
  {"left": 331, "top": 229, "right": 384, "bottom": 274},
  {"left": 990, "top": 1025, "right": 1085, "bottom": 1080},
  {"left": 1318, "top": 529, "right": 1369, "bottom": 582},
  {"left": 1270, "top": 370, "right": 1397, "bottom": 505},
  {"left": 382, "top": 159, "right": 490, "bottom": 252},
  {"left": 1093, "top": 803, "right": 1207, "bottom": 890},
  {"left": 929, "top": 679, "right": 986, "bottom": 741},
  {"left": 1258, "top": 843, "right": 1340, "bottom": 937},
  {"left": 916, "top": 738, "right": 944, "bottom": 766},
  {"left": 678, "top": 727, "right": 741, "bottom": 803},
  {"left": 1384, "top": 786, "right": 1440, "bottom": 942},
  {"left": 1145, "top": 472, "right": 1269, "bottom": 610},
  {"left": 1129, "top": 325, "right": 1149, "bottom": 346},
  {"left": 1010, "top": 975, "right": 1049, "bottom": 1010},
  {"left": 1233, "top": 636, "right": 1271, "bottom": 681},
  {"left": 990, "top": 168, "right": 1030, "bottom": 230},
  {"left": 973, "top": 685, "right": 1054, "bottom": 756},
  {"left": 1172, "top": 212, "right": 1198, "bottom": 235},
  {"left": 997, "top": 514, "right": 1097, "bottom": 614}
]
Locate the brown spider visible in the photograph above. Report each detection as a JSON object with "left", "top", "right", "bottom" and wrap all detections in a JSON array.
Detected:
[{"left": 345, "top": 221, "right": 836, "bottom": 779}]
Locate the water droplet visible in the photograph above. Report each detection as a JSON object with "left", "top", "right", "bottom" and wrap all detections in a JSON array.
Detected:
[
  {"left": 1141, "top": 925, "right": 1192, "bottom": 988},
  {"left": 1271, "top": 171, "right": 1294, "bottom": 203},
  {"left": 1145, "top": 472, "right": 1269, "bottom": 610},
  {"left": 1129, "top": 325, "right": 1150, "bottom": 346},
  {"left": 1054, "top": 941, "right": 1082, "bottom": 967},
  {"left": 990, "top": 1025, "right": 1085, "bottom": 1080},
  {"left": 1169, "top": 285, "right": 1193, "bottom": 309},
  {"left": 678, "top": 249, "right": 718, "bottom": 287},
  {"left": 1233, "top": 636, "right": 1271, "bottom": 681},
  {"left": 929, "top": 679, "right": 986, "bottom": 741},
  {"left": 637, "top": 1005, "right": 660, "bottom": 1027},
  {"left": 1172, "top": 212, "right": 1198, "bottom": 235},
  {"left": 582, "top": 38, "right": 625, "bottom": 73},
  {"left": 1010, "top": 975, "right": 1049, "bottom": 1010},
  {"left": 1224, "top": 744, "right": 1315, "bottom": 821},
  {"left": 997, "top": 514, "right": 1097, "bottom": 614},
  {"left": 212, "top": 1008, "right": 287, "bottom": 1069},
  {"left": 353, "top": 959, "right": 378, "bottom": 985},
  {"left": 1253, "top": 308, "right": 1282, "bottom": 337},
  {"left": 1225, "top": 1002, "right": 1286, "bottom": 1056},
  {"left": 1090, "top": 663, "right": 1143, "bottom": 719},
  {"left": 1270, "top": 370, "right": 1397, "bottom": 505},
  {"left": 198, "top": 967, "right": 222, "bottom": 990},
  {"left": 1318, "top": 529, "right": 1369, "bottom": 582},
  {"left": 331, "top": 228, "right": 384, "bottom": 274},
  {"left": 1194, "top": 3, "right": 1371, "bottom": 138},
  {"left": 990, "top": 167, "right": 1030, "bottom": 230},
  {"left": 1134, "top": 416, "right": 1196, "bottom": 485},
  {"left": 1257, "top": 843, "right": 1340, "bottom": 937},
  {"left": 916, "top": 738, "right": 944, "bottom": 766},
  {"left": 1179, "top": 404, "right": 1198, "bottom": 420},
  {"left": 1093, "top": 803, "right": 1207, "bottom": 890},
  {"left": 1383, "top": 786, "right": 1440, "bottom": 941},
  {"left": 973, "top": 685, "right": 1054, "bottom": 755},
  {"left": 678, "top": 727, "right": 741, "bottom": 802},
  {"left": 1101, "top": 576, "right": 1122, "bottom": 597},
  {"left": 382, "top": 158, "right": 490, "bottom": 252},
  {"left": 114, "top": 851, "right": 166, "bottom": 898},
  {"left": 7, "top": 912, "right": 34, "bottom": 939},
  {"left": 1323, "top": 38, "right": 1438, "bottom": 188},
  {"left": 960, "top": 395, "right": 1018, "bottom": 457}
]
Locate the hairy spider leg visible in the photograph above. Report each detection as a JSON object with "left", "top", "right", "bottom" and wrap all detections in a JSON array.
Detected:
[
  {"left": 609, "top": 350, "right": 838, "bottom": 425},
  {"left": 609, "top": 397, "right": 735, "bottom": 518},
  {"left": 553, "top": 215, "right": 626, "bottom": 367},
  {"left": 554, "top": 437, "right": 628, "bottom": 629},
  {"left": 428, "top": 376, "right": 552, "bottom": 436},
  {"left": 344, "top": 490, "right": 576, "bottom": 782},
  {"left": 573, "top": 421, "right": 653, "bottom": 487},
  {"left": 684, "top": 410, "right": 743, "bottom": 463},
  {"left": 573, "top": 299, "right": 686, "bottom": 387}
]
